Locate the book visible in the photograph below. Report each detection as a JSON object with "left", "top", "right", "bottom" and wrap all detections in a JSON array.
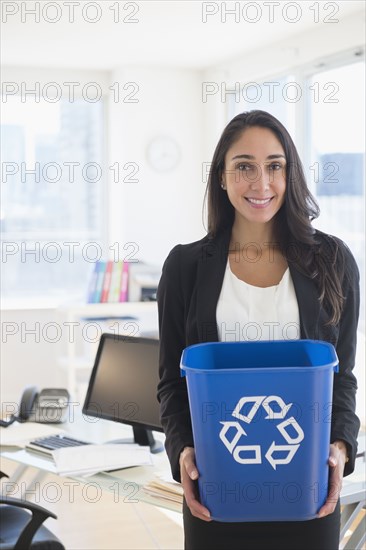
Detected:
[
  {"left": 86, "top": 260, "right": 131, "bottom": 304},
  {"left": 108, "top": 261, "right": 123, "bottom": 303},
  {"left": 87, "top": 263, "right": 99, "bottom": 303},
  {"left": 101, "top": 260, "right": 113, "bottom": 303},
  {"left": 119, "top": 261, "right": 129, "bottom": 302},
  {"left": 93, "top": 261, "right": 107, "bottom": 303}
]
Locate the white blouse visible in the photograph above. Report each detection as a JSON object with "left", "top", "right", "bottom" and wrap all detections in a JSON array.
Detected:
[{"left": 216, "top": 259, "right": 300, "bottom": 342}]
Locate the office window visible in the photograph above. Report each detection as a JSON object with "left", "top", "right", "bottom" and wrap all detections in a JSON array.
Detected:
[
  {"left": 307, "top": 61, "right": 365, "bottom": 333},
  {"left": 1, "top": 96, "right": 105, "bottom": 302}
]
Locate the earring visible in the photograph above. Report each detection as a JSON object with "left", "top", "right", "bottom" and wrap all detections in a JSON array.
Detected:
[{"left": 221, "top": 183, "right": 226, "bottom": 190}]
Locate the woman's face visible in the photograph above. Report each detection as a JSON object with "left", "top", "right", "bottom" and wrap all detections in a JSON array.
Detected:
[{"left": 222, "top": 126, "right": 286, "bottom": 227}]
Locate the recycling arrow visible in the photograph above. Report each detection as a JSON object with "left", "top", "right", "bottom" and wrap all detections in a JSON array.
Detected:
[
  {"left": 233, "top": 445, "right": 261, "bottom": 464},
  {"left": 265, "top": 442, "right": 300, "bottom": 470},
  {"left": 276, "top": 417, "right": 304, "bottom": 444},
  {"left": 262, "top": 395, "right": 292, "bottom": 420},
  {"left": 219, "top": 421, "right": 247, "bottom": 453},
  {"left": 232, "top": 396, "right": 265, "bottom": 423}
]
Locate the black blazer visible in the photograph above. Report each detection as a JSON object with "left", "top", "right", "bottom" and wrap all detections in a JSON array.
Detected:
[{"left": 157, "top": 227, "right": 360, "bottom": 482}]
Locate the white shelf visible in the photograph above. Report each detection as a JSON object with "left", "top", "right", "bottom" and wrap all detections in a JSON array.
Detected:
[
  {"left": 58, "top": 356, "right": 94, "bottom": 370},
  {"left": 58, "top": 301, "right": 158, "bottom": 316},
  {"left": 57, "top": 301, "right": 159, "bottom": 398}
]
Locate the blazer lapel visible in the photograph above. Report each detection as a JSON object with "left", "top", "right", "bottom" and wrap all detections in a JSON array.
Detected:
[
  {"left": 195, "top": 229, "right": 231, "bottom": 343},
  {"left": 289, "top": 264, "right": 320, "bottom": 339}
]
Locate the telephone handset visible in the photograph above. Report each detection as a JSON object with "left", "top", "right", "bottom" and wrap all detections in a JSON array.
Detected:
[
  {"left": 0, "top": 387, "right": 70, "bottom": 426},
  {"left": 0, "top": 386, "right": 39, "bottom": 427}
]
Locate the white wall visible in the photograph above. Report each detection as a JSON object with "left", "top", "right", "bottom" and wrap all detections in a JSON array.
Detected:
[
  {"left": 1, "top": 308, "right": 68, "bottom": 409},
  {"left": 107, "top": 66, "right": 206, "bottom": 267}
]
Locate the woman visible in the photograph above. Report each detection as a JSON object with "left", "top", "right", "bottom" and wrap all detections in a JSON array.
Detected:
[{"left": 157, "top": 110, "right": 360, "bottom": 550}]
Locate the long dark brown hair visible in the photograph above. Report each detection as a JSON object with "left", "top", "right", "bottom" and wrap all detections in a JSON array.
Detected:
[{"left": 204, "top": 110, "right": 346, "bottom": 325}]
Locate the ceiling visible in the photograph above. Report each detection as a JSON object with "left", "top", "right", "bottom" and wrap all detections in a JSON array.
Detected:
[{"left": 2, "top": 1, "right": 364, "bottom": 71}]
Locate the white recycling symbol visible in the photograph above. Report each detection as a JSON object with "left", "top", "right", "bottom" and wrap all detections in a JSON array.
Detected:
[{"left": 219, "top": 395, "right": 304, "bottom": 470}]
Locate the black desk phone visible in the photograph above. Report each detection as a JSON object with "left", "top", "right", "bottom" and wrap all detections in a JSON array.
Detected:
[{"left": 0, "top": 387, "right": 70, "bottom": 427}]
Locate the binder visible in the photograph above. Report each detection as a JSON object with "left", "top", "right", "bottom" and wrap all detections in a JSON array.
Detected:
[
  {"left": 93, "top": 261, "right": 106, "bottom": 303},
  {"left": 119, "top": 262, "right": 129, "bottom": 302},
  {"left": 101, "top": 261, "right": 113, "bottom": 303},
  {"left": 108, "top": 261, "right": 123, "bottom": 303},
  {"left": 87, "top": 263, "right": 99, "bottom": 303}
]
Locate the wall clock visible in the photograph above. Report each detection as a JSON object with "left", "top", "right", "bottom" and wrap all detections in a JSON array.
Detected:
[{"left": 146, "top": 136, "right": 181, "bottom": 172}]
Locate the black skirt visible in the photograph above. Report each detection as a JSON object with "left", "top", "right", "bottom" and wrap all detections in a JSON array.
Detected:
[{"left": 183, "top": 498, "right": 340, "bottom": 550}]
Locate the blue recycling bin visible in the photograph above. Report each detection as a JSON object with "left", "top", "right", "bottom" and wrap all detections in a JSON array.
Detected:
[{"left": 180, "top": 340, "right": 338, "bottom": 522}]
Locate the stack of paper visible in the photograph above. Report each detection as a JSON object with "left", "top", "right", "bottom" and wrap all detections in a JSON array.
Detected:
[
  {"left": 51, "top": 444, "right": 152, "bottom": 476},
  {"left": 143, "top": 472, "right": 183, "bottom": 504}
]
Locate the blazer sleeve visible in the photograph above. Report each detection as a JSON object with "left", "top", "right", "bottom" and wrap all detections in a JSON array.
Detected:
[
  {"left": 157, "top": 245, "right": 194, "bottom": 482},
  {"left": 330, "top": 244, "right": 361, "bottom": 476}
]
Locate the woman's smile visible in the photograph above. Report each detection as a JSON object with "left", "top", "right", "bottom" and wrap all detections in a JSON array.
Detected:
[{"left": 244, "top": 196, "right": 275, "bottom": 208}]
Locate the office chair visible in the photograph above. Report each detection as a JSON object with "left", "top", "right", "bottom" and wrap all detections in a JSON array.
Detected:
[{"left": 0, "top": 472, "right": 65, "bottom": 550}]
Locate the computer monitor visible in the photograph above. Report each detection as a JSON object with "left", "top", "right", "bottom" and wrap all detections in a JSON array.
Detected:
[{"left": 82, "top": 334, "right": 164, "bottom": 453}]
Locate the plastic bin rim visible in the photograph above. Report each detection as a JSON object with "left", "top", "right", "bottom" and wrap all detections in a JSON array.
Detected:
[
  {"left": 182, "top": 339, "right": 335, "bottom": 351},
  {"left": 181, "top": 364, "right": 338, "bottom": 375},
  {"left": 180, "top": 339, "right": 339, "bottom": 375}
]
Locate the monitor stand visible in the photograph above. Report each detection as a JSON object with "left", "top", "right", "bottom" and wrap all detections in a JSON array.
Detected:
[
  {"left": 133, "top": 427, "right": 164, "bottom": 454},
  {"left": 109, "top": 427, "right": 164, "bottom": 454}
]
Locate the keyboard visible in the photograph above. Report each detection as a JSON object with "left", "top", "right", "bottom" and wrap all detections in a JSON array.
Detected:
[{"left": 26, "top": 434, "right": 91, "bottom": 455}]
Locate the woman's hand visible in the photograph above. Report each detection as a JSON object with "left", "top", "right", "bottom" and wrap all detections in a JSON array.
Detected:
[
  {"left": 179, "top": 446, "right": 211, "bottom": 522},
  {"left": 318, "top": 440, "right": 348, "bottom": 518}
]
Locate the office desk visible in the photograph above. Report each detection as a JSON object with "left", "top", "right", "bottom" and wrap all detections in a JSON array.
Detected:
[
  {"left": 1, "top": 444, "right": 182, "bottom": 514},
  {"left": 0, "top": 414, "right": 182, "bottom": 514},
  {"left": 1, "top": 423, "right": 365, "bottom": 550}
]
